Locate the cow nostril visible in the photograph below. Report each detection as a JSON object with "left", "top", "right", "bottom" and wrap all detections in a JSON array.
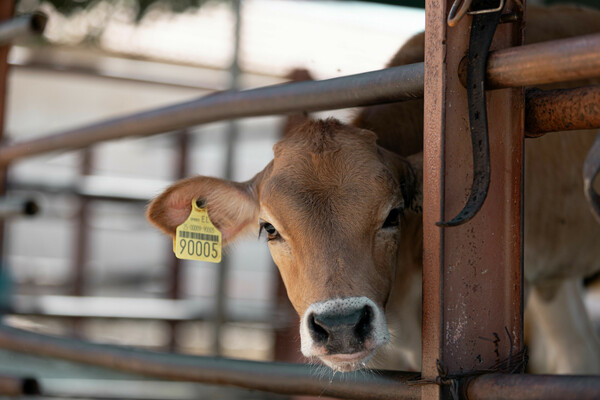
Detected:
[
  {"left": 308, "top": 312, "right": 329, "bottom": 344},
  {"left": 354, "top": 305, "right": 373, "bottom": 341}
]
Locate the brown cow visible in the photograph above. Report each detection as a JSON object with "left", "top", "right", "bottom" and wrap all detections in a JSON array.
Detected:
[{"left": 147, "top": 5, "right": 600, "bottom": 374}]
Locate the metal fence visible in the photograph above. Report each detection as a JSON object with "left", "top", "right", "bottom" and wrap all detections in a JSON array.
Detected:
[{"left": 0, "top": 1, "right": 599, "bottom": 399}]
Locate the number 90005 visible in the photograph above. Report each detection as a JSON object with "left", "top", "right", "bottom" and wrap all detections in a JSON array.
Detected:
[{"left": 180, "top": 239, "right": 218, "bottom": 259}]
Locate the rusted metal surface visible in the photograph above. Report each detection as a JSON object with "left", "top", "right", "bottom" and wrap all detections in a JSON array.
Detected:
[
  {"left": 457, "top": 33, "right": 600, "bottom": 90},
  {"left": 422, "top": 1, "right": 447, "bottom": 397},
  {"left": 423, "top": 1, "right": 523, "bottom": 399},
  {"left": 467, "top": 373, "right": 600, "bottom": 400},
  {"left": 0, "top": 325, "right": 420, "bottom": 400},
  {"left": 0, "top": 12, "right": 46, "bottom": 46},
  {"left": 0, "top": 375, "right": 40, "bottom": 396},
  {"left": 525, "top": 86, "right": 600, "bottom": 137},
  {"left": 474, "top": 32, "right": 600, "bottom": 89},
  {"left": 0, "top": 63, "right": 425, "bottom": 166},
  {"left": 0, "top": 29, "right": 600, "bottom": 166}
]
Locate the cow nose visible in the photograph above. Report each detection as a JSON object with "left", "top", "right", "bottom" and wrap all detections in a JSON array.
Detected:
[{"left": 308, "top": 305, "right": 373, "bottom": 353}]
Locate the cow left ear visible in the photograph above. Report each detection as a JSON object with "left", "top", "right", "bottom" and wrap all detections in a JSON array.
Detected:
[
  {"left": 379, "top": 148, "right": 423, "bottom": 214},
  {"left": 146, "top": 169, "right": 268, "bottom": 245}
]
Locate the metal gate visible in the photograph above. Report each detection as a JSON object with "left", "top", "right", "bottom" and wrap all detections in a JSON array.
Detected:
[{"left": 0, "top": 1, "right": 598, "bottom": 399}]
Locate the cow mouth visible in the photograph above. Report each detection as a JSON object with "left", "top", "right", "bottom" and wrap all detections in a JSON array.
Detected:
[{"left": 319, "top": 350, "right": 374, "bottom": 372}]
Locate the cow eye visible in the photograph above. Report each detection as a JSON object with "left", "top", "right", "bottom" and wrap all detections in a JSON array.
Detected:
[
  {"left": 259, "top": 221, "right": 280, "bottom": 241},
  {"left": 382, "top": 207, "right": 403, "bottom": 229}
]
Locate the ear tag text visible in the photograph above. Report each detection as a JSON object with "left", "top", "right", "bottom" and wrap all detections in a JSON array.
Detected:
[{"left": 173, "top": 199, "right": 222, "bottom": 263}]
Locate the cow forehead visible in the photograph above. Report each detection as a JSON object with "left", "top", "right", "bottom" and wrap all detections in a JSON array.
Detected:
[{"left": 260, "top": 147, "right": 398, "bottom": 240}]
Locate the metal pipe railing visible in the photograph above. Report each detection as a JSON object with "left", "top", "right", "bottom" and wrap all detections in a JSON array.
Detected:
[
  {"left": 10, "top": 294, "right": 288, "bottom": 324},
  {"left": 467, "top": 373, "right": 600, "bottom": 400},
  {"left": 2, "top": 324, "right": 598, "bottom": 400},
  {"left": 0, "top": 375, "right": 40, "bottom": 396},
  {"left": 525, "top": 85, "right": 600, "bottom": 137},
  {"left": 0, "top": 63, "right": 425, "bottom": 166},
  {"left": 0, "top": 324, "right": 421, "bottom": 400},
  {"left": 0, "top": 12, "right": 47, "bottom": 46},
  {"left": 0, "top": 197, "right": 37, "bottom": 218},
  {"left": 485, "top": 32, "right": 600, "bottom": 89},
  {"left": 1, "top": 33, "right": 600, "bottom": 165}
]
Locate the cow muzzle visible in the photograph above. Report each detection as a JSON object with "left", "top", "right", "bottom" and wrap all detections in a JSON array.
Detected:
[{"left": 300, "top": 296, "right": 390, "bottom": 372}]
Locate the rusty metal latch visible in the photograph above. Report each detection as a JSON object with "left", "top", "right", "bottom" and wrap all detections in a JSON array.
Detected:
[
  {"left": 584, "top": 131, "right": 600, "bottom": 224},
  {"left": 438, "top": 0, "right": 505, "bottom": 227},
  {"left": 448, "top": 0, "right": 506, "bottom": 27}
]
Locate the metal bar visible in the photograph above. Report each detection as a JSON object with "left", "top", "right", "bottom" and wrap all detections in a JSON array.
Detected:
[
  {"left": 0, "top": 197, "right": 37, "bottom": 217},
  {"left": 39, "top": 378, "right": 244, "bottom": 400},
  {"left": 0, "top": 324, "right": 420, "bottom": 400},
  {"left": 2, "top": 31, "right": 600, "bottom": 166},
  {"left": 72, "top": 149, "right": 93, "bottom": 299},
  {"left": 0, "top": 12, "right": 46, "bottom": 46},
  {"left": 467, "top": 373, "right": 600, "bottom": 400},
  {"left": 0, "top": 0, "right": 15, "bottom": 272},
  {"left": 422, "top": 2, "right": 524, "bottom": 400},
  {"left": 0, "top": 375, "right": 40, "bottom": 396},
  {"left": 485, "top": 32, "right": 600, "bottom": 89},
  {"left": 168, "top": 131, "right": 189, "bottom": 351},
  {"left": 7, "top": 175, "right": 170, "bottom": 203},
  {"left": 70, "top": 148, "right": 93, "bottom": 337},
  {"left": 212, "top": 0, "right": 243, "bottom": 357},
  {"left": 525, "top": 85, "right": 600, "bottom": 137},
  {"left": 421, "top": 1, "right": 447, "bottom": 396},
  {"left": 11, "top": 60, "right": 226, "bottom": 92},
  {"left": 10, "top": 294, "right": 287, "bottom": 324},
  {"left": 0, "top": 64, "right": 425, "bottom": 166}
]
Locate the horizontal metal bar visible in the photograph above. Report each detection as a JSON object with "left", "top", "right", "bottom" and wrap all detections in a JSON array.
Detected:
[
  {"left": 2, "top": 33, "right": 600, "bottom": 164},
  {"left": 0, "top": 197, "right": 37, "bottom": 218},
  {"left": 525, "top": 85, "right": 600, "bottom": 137},
  {"left": 8, "top": 175, "right": 169, "bottom": 203},
  {"left": 10, "top": 295, "right": 287, "bottom": 325},
  {"left": 468, "top": 32, "right": 600, "bottom": 89},
  {"left": 40, "top": 379, "right": 221, "bottom": 400},
  {"left": 467, "top": 373, "right": 600, "bottom": 400},
  {"left": 454, "top": 33, "right": 600, "bottom": 92},
  {"left": 0, "top": 325, "right": 420, "bottom": 400},
  {"left": 11, "top": 60, "right": 226, "bottom": 92},
  {"left": 0, "top": 63, "right": 425, "bottom": 166},
  {"left": 0, "top": 375, "right": 40, "bottom": 396},
  {"left": 0, "top": 12, "right": 47, "bottom": 46}
]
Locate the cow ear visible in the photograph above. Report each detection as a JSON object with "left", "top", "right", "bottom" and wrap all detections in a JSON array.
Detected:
[
  {"left": 147, "top": 173, "right": 264, "bottom": 245},
  {"left": 379, "top": 148, "right": 423, "bottom": 214}
]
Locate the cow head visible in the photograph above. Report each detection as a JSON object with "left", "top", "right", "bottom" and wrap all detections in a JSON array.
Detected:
[{"left": 147, "top": 118, "right": 423, "bottom": 372}]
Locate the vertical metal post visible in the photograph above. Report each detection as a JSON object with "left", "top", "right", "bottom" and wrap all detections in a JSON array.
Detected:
[
  {"left": 0, "top": 0, "right": 14, "bottom": 264},
  {"left": 422, "top": 1, "right": 524, "bottom": 398},
  {"left": 212, "top": 0, "right": 242, "bottom": 356},
  {"left": 167, "top": 130, "right": 190, "bottom": 351},
  {"left": 71, "top": 148, "right": 93, "bottom": 336},
  {"left": 73, "top": 149, "right": 93, "bottom": 298}
]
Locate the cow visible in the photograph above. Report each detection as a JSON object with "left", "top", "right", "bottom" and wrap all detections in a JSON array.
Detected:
[{"left": 147, "top": 5, "right": 600, "bottom": 374}]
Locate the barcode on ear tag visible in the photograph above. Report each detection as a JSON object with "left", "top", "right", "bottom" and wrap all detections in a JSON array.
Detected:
[{"left": 173, "top": 199, "right": 222, "bottom": 263}]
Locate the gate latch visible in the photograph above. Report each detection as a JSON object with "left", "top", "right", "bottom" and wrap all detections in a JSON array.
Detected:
[{"left": 438, "top": 0, "right": 505, "bottom": 227}]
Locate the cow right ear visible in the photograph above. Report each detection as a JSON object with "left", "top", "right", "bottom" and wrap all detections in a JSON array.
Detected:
[{"left": 146, "top": 174, "right": 262, "bottom": 246}]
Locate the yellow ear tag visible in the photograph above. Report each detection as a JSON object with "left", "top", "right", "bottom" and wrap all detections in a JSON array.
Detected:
[{"left": 173, "top": 199, "right": 222, "bottom": 263}]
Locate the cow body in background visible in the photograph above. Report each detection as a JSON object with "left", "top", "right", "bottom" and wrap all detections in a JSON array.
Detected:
[{"left": 148, "top": 5, "right": 600, "bottom": 374}]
